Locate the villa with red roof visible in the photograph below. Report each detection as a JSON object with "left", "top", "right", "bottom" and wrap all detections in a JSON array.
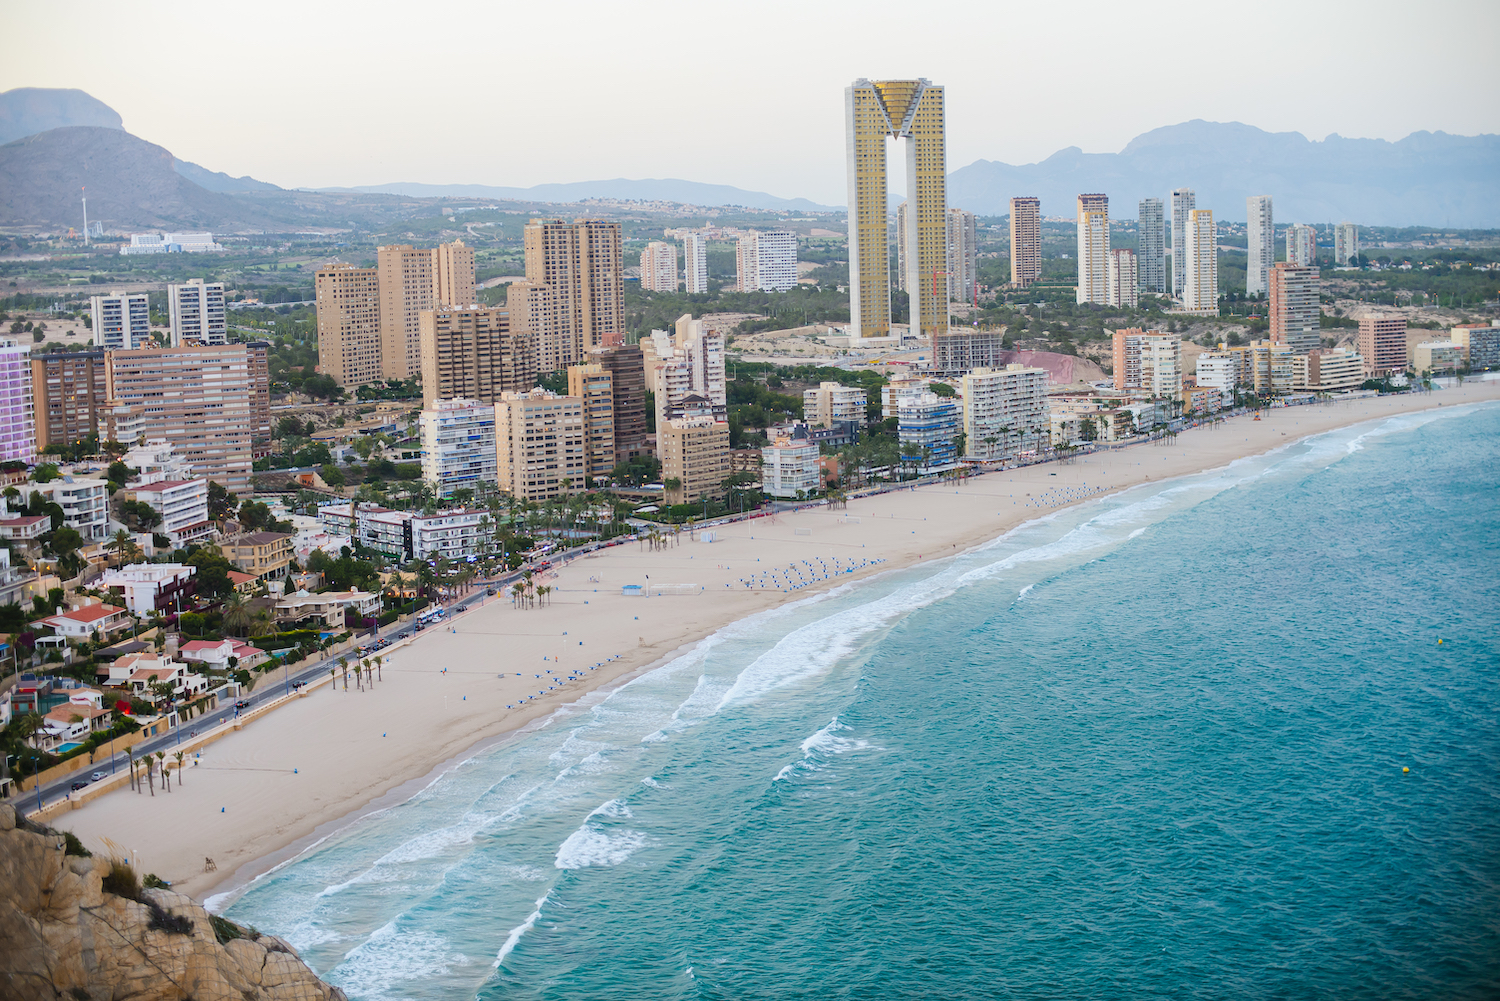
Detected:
[
  {"left": 179, "top": 637, "right": 267, "bottom": 671},
  {"left": 39, "top": 603, "right": 131, "bottom": 642}
]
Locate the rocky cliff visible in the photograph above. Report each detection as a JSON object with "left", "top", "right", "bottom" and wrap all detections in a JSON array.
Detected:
[{"left": 0, "top": 803, "right": 344, "bottom": 1001}]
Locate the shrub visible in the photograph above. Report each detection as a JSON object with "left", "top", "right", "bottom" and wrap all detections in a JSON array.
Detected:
[
  {"left": 62, "top": 832, "right": 91, "bottom": 857},
  {"left": 102, "top": 860, "right": 140, "bottom": 899},
  {"left": 145, "top": 898, "right": 193, "bottom": 935},
  {"left": 210, "top": 914, "right": 259, "bottom": 945},
  {"left": 143, "top": 872, "right": 169, "bottom": 889}
]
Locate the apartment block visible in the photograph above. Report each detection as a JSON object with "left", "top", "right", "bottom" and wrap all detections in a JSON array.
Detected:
[
  {"left": 1249, "top": 340, "right": 1294, "bottom": 395},
  {"left": 419, "top": 305, "right": 533, "bottom": 407},
  {"left": 420, "top": 398, "right": 498, "bottom": 498},
  {"left": 1195, "top": 353, "right": 1240, "bottom": 395},
  {"left": 896, "top": 200, "right": 910, "bottom": 292},
  {"left": 1286, "top": 224, "right": 1318, "bottom": 267},
  {"left": 434, "top": 239, "right": 477, "bottom": 307},
  {"left": 1106, "top": 249, "right": 1138, "bottom": 308},
  {"left": 803, "top": 382, "right": 868, "bottom": 429},
  {"left": 640, "top": 242, "right": 679, "bottom": 292},
  {"left": 1246, "top": 196, "right": 1273, "bottom": 297},
  {"left": 1182, "top": 209, "right": 1217, "bottom": 311},
  {"left": 30, "top": 350, "right": 107, "bottom": 450},
  {"left": 1112, "top": 328, "right": 1182, "bottom": 396},
  {"left": 220, "top": 531, "right": 293, "bottom": 580},
  {"left": 1170, "top": 188, "right": 1195, "bottom": 297},
  {"left": 654, "top": 315, "right": 727, "bottom": 428},
  {"left": 930, "top": 328, "right": 1004, "bottom": 376},
  {"left": 947, "top": 208, "right": 978, "bottom": 303},
  {"left": 31, "top": 475, "right": 109, "bottom": 541},
  {"left": 167, "top": 279, "right": 227, "bottom": 346},
  {"left": 659, "top": 418, "right": 729, "bottom": 505},
  {"left": 683, "top": 232, "right": 709, "bottom": 294},
  {"left": 590, "top": 344, "right": 650, "bottom": 459},
  {"left": 846, "top": 78, "right": 947, "bottom": 341},
  {"left": 523, "top": 219, "right": 626, "bottom": 375},
  {"left": 0, "top": 339, "right": 35, "bottom": 465},
  {"left": 1449, "top": 323, "right": 1500, "bottom": 370},
  {"left": 1138, "top": 198, "right": 1165, "bottom": 294},
  {"left": 897, "top": 393, "right": 959, "bottom": 473},
  {"left": 1411, "top": 341, "right": 1462, "bottom": 374},
  {"left": 90, "top": 292, "right": 151, "bottom": 350},
  {"left": 315, "top": 264, "right": 382, "bottom": 390},
  {"left": 1010, "top": 196, "right": 1041, "bottom": 289},
  {"left": 104, "top": 343, "right": 264, "bottom": 495},
  {"left": 761, "top": 431, "right": 821, "bottom": 499},
  {"left": 1333, "top": 222, "right": 1359, "bottom": 266},
  {"left": 1269, "top": 262, "right": 1321, "bottom": 354},
  {"left": 320, "top": 501, "right": 491, "bottom": 562},
  {"left": 125, "top": 477, "right": 212, "bottom": 546},
  {"left": 960, "top": 365, "right": 1049, "bottom": 461},
  {"left": 495, "top": 389, "right": 586, "bottom": 501},
  {"left": 567, "top": 363, "right": 616, "bottom": 480},
  {"left": 1294, "top": 348, "right": 1365, "bottom": 392},
  {"left": 737, "top": 231, "right": 797, "bottom": 292},
  {"left": 1076, "top": 194, "right": 1110, "bottom": 305},
  {"left": 1357, "top": 316, "right": 1406, "bottom": 376},
  {"left": 377, "top": 244, "right": 436, "bottom": 382},
  {"left": 881, "top": 376, "right": 931, "bottom": 419}
]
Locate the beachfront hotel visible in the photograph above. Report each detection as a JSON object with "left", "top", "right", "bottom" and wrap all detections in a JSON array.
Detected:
[
  {"left": 1357, "top": 316, "right": 1407, "bottom": 376},
  {"left": 960, "top": 365, "right": 1050, "bottom": 462},
  {"left": 897, "top": 392, "right": 960, "bottom": 473},
  {"left": 659, "top": 417, "right": 730, "bottom": 505},
  {"left": 845, "top": 78, "right": 947, "bottom": 340},
  {"left": 761, "top": 430, "right": 822, "bottom": 499},
  {"left": 1112, "top": 329, "right": 1183, "bottom": 397},
  {"left": 1269, "top": 262, "right": 1322, "bottom": 355}
]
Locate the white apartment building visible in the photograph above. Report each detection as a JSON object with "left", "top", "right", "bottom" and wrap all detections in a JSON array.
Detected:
[
  {"left": 655, "top": 315, "right": 727, "bottom": 428},
  {"left": 803, "top": 382, "right": 868, "bottom": 429},
  {"left": 897, "top": 393, "right": 960, "bottom": 473},
  {"left": 127, "top": 478, "right": 212, "bottom": 546},
  {"left": 118, "top": 438, "right": 195, "bottom": 484},
  {"left": 1170, "top": 188, "right": 1195, "bottom": 298},
  {"left": 761, "top": 435, "right": 821, "bottom": 499},
  {"left": 1106, "top": 249, "right": 1138, "bottom": 308},
  {"left": 1076, "top": 194, "right": 1110, "bottom": 305},
  {"left": 1294, "top": 348, "right": 1365, "bottom": 392},
  {"left": 420, "top": 398, "right": 498, "bottom": 498},
  {"left": 1334, "top": 222, "right": 1359, "bottom": 266},
  {"left": 319, "top": 502, "right": 492, "bottom": 561},
  {"left": 1138, "top": 197, "right": 1166, "bottom": 294},
  {"left": 683, "top": 232, "right": 709, "bottom": 294},
  {"left": 1286, "top": 224, "right": 1318, "bottom": 267},
  {"left": 737, "top": 231, "right": 797, "bottom": 292},
  {"left": 98, "top": 563, "right": 196, "bottom": 616},
  {"left": 1182, "top": 209, "right": 1218, "bottom": 312},
  {"left": 90, "top": 292, "right": 152, "bottom": 350},
  {"left": 947, "top": 208, "right": 978, "bottom": 303},
  {"left": 1195, "top": 353, "right": 1240, "bottom": 394},
  {"left": 495, "top": 389, "right": 586, "bottom": 501},
  {"left": 639, "top": 242, "right": 679, "bottom": 292},
  {"left": 1246, "top": 195, "right": 1273, "bottom": 296},
  {"left": 167, "top": 279, "right": 227, "bottom": 346},
  {"left": 881, "top": 377, "right": 931, "bottom": 419},
  {"left": 1114, "top": 329, "right": 1183, "bottom": 397},
  {"left": 31, "top": 475, "right": 110, "bottom": 541},
  {"left": 960, "top": 365, "right": 1050, "bottom": 461}
]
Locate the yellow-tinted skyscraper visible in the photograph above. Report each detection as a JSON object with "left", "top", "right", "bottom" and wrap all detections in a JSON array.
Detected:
[{"left": 845, "top": 78, "right": 947, "bottom": 342}]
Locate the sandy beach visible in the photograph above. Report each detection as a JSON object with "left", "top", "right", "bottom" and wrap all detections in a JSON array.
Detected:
[{"left": 48, "top": 383, "right": 1500, "bottom": 904}]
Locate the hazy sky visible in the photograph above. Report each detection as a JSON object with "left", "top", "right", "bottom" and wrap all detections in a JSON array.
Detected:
[{"left": 5, "top": 0, "right": 1496, "bottom": 204}]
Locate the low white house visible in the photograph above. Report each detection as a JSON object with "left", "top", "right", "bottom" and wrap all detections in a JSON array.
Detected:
[
  {"left": 111, "top": 654, "right": 210, "bottom": 703},
  {"left": 40, "top": 703, "right": 112, "bottom": 748},
  {"left": 179, "top": 638, "right": 267, "bottom": 671},
  {"left": 39, "top": 603, "right": 131, "bottom": 643},
  {"left": 99, "top": 563, "right": 197, "bottom": 616}
]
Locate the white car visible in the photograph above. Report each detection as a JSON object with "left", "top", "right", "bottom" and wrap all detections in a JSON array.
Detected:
[{"left": 91, "top": 771, "right": 107, "bottom": 782}]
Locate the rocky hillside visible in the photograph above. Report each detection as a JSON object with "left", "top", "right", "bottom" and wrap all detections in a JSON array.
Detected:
[{"left": 0, "top": 803, "right": 344, "bottom": 1000}]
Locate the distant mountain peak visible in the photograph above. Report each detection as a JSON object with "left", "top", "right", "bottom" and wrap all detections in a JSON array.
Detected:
[{"left": 0, "top": 87, "right": 123, "bottom": 145}]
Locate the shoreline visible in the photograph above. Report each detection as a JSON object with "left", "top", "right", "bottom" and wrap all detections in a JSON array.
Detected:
[{"left": 48, "top": 384, "right": 1500, "bottom": 905}]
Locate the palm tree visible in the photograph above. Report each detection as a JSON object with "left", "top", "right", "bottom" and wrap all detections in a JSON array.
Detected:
[
  {"left": 144, "top": 755, "right": 154, "bottom": 796},
  {"left": 173, "top": 750, "right": 185, "bottom": 784},
  {"left": 126, "top": 745, "right": 136, "bottom": 792},
  {"left": 374, "top": 655, "right": 383, "bottom": 682},
  {"left": 339, "top": 656, "right": 349, "bottom": 691},
  {"left": 362, "top": 658, "right": 371, "bottom": 688},
  {"left": 107, "top": 528, "right": 135, "bottom": 569},
  {"left": 222, "top": 592, "right": 252, "bottom": 638}
]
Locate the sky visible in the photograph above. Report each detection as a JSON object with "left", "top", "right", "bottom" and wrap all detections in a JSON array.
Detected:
[{"left": 4, "top": 0, "right": 1497, "bottom": 205}]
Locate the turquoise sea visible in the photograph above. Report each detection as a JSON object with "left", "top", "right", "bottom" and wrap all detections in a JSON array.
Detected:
[{"left": 223, "top": 403, "right": 1500, "bottom": 999}]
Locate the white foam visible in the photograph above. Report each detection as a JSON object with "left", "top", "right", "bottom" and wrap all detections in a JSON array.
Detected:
[
  {"left": 774, "top": 717, "right": 875, "bottom": 782},
  {"left": 493, "top": 892, "right": 549, "bottom": 968},
  {"left": 336, "top": 923, "right": 470, "bottom": 998},
  {"left": 554, "top": 825, "right": 648, "bottom": 869}
]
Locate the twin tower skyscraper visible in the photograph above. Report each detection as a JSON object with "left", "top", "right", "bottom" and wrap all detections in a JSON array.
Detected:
[{"left": 845, "top": 79, "right": 948, "bottom": 343}]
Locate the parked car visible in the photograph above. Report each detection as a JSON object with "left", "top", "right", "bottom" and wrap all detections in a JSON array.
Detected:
[
  {"left": 234, "top": 700, "right": 251, "bottom": 710},
  {"left": 91, "top": 771, "right": 107, "bottom": 782},
  {"left": 70, "top": 781, "right": 89, "bottom": 791}
]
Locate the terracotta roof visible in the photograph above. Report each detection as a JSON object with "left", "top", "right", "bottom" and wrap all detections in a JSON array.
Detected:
[
  {"left": 129, "top": 666, "right": 183, "bottom": 682},
  {"left": 0, "top": 515, "right": 49, "bottom": 526},
  {"left": 179, "top": 640, "right": 230, "bottom": 653},
  {"left": 45, "top": 705, "right": 108, "bottom": 722},
  {"left": 50, "top": 604, "right": 125, "bottom": 625},
  {"left": 227, "top": 571, "right": 259, "bottom": 585}
]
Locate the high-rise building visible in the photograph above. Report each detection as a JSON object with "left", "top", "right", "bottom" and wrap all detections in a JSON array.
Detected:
[
  {"left": 960, "top": 364, "right": 1049, "bottom": 461},
  {"left": 1106, "top": 250, "right": 1138, "bottom": 308},
  {"left": 1269, "top": 262, "right": 1321, "bottom": 354},
  {"left": 1248, "top": 339, "right": 1294, "bottom": 395},
  {"left": 682, "top": 233, "right": 709, "bottom": 294},
  {"left": 1286, "top": 224, "right": 1318, "bottom": 267},
  {"left": 433, "top": 239, "right": 477, "bottom": 308},
  {"left": 640, "top": 241, "right": 679, "bottom": 292},
  {"left": 1333, "top": 222, "right": 1359, "bottom": 267},
  {"left": 658, "top": 418, "right": 729, "bottom": 505},
  {"left": 103, "top": 344, "right": 264, "bottom": 495},
  {"left": 167, "top": 279, "right": 227, "bottom": 346},
  {"left": 1357, "top": 316, "right": 1406, "bottom": 376},
  {"left": 494, "top": 389, "right": 586, "bottom": 501},
  {"left": 654, "top": 315, "right": 727, "bottom": 429},
  {"left": 897, "top": 393, "right": 959, "bottom": 473},
  {"left": 90, "top": 292, "right": 151, "bottom": 350},
  {"left": 1182, "top": 209, "right": 1218, "bottom": 312},
  {"left": 1246, "top": 196, "right": 1273, "bottom": 297},
  {"left": 522, "top": 219, "right": 626, "bottom": 374},
  {"left": 803, "top": 382, "right": 868, "bottom": 429},
  {"left": 895, "top": 201, "right": 910, "bottom": 292},
  {"left": 736, "top": 231, "right": 797, "bottom": 292},
  {"left": 1195, "top": 353, "right": 1240, "bottom": 395},
  {"left": 315, "top": 264, "right": 382, "bottom": 390},
  {"left": 1112, "top": 328, "right": 1182, "bottom": 397},
  {"left": 1170, "top": 188, "right": 1195, "bottom": 297},
  {"left": 419, "top": 398, "right": 497, "bottom": 498},
  {"left": 377, "top": 244, "right": 435, "bottom": 383},
  {"left": 947, "top": 208, "right": 978, "bottom": 303},
  {"left": 1138, "top": 198, "right": 1165, "bottom": 294},
  {"left": 31, "top": 351, "right": 107, "bottom": 450},
  {"left": 1075, "top": 194, "right": 1110, "bottom": 305},
  {"left": 589, "top": 344, "right": 650, "bottom": 459},
  {"left": 567, "top": 363, "right": 616, "bottom": 481},
  {"left": 1294, "top": 349, "right": 1365, "bottom": 392},
  {"left": 1449, "top": 323, "right": 1500, "bottom": 371},
  {"left": 846, "top": 78, "right": 947, "bottom": 341},
  {"left": 761, "top": 431, "right": 821, "bottom": 499},
  {"left": 0, "top": 339, "right": 36, "bottom": 465},
  {"left": 1010, "top": 197, "right": 1041, "bottom": 290},
  {"left": 419, "top": 305, "right": 534, "bottom": 407}
]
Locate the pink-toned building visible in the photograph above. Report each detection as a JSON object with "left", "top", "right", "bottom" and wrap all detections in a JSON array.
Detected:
[
  {"left": 0, "top": 338, "right": 36, "bottom": 464},
  {"left": 1357, "top": 317, "right": 1407, "bottom": 376}
]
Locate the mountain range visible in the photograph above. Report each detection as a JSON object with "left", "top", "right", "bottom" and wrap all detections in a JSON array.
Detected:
[{"left": 1, "top": 88, "right": 1497, "bottom": 231}]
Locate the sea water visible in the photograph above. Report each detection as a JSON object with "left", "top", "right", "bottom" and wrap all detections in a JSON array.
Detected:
[{"left": 223, "top": 403, "right": 1500, "bottom": 999}]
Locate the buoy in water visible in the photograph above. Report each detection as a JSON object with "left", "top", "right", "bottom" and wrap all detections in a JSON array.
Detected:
[{"left": 1403, "top": 767, "right": 1410, "bottom": 773}]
